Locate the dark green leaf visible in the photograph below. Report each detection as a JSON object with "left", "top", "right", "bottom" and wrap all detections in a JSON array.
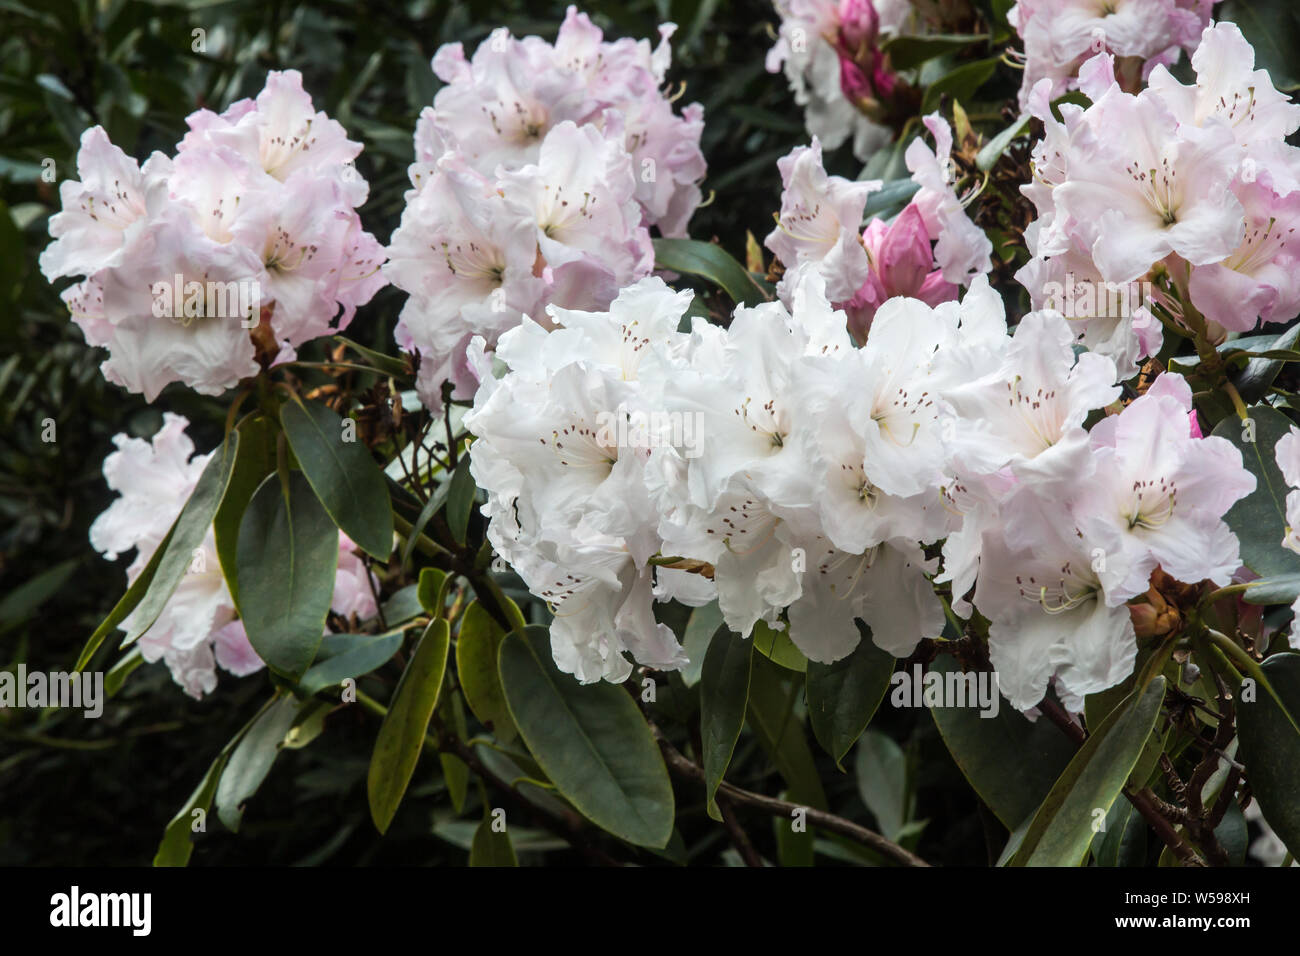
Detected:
[
  {"left": 652, "top": 237, "right": 772, "bottom": 307},
  {"left": 280, "top": 398, "right": 393, "bottom": 560},
  {"left": 1010, "top": 677, "right": 1167, "bottom": 866},
  {"left": 367, "top": 618, "right": 450, "bottom": 834},
  {"left": 498, "top": 625, "right": 674, "bottom": 847},
  {"left": 237, "top": 472, "right": 339, "bottom": 678},
  {"left": 445, "top": 453, "right": 475, "bottom": 546},
  {"left": 1235, "top": 652, "right": 1300, "bottom": 858},
  {"left": 469, "top": 816, "right": 519, "bottom": 866},
  {"left": 807, "top": 623, "right": 895, "bottom": 769},
  {"left": 699, "top": 624, "right": 753, "bottom": 820},
  {"left": 215, "top": 694, "right": 300, "bottom": 832},
  {"left": 456, "top": 600, "right": 518, "bottom": 743},
  {"left": 124, "top": 432, "right": 240, "bottom": 648},
  {"left": 1212, "top": 405, "right": 1300, "bottom": 579},
  {"left": 929, "top": 656, "right": 1078, "bottom": 829},
  {"left": 213, "top": 415, "right": 276, "bottom": 608}
]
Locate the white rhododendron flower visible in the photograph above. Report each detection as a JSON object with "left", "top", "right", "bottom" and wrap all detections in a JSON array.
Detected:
[
  {"left": 40, "top": 70, "right": 386, "bottom": 401},
  {"left": 91, "top": 414, "right": 379, "bottom": 698}
]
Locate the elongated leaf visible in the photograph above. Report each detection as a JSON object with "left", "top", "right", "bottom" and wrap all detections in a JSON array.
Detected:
[
  {"left": 124, "top": 432, "right": 240, "bottom": 648},
  {"left": 752, "top": 620, "right": 807, "bottom": 672},
  {"left": 417, "top": 567, "right": 449, "bottom": 617},
  {"left": 77, "top": 525, "right": 175, "bottom": 671},
  {"left": 1092, "top": 797, "right": 1147, "bottom": 867},
  {"left": 469, "top": 816, "right": 519, "bottom": 866},
  {"left": 1212, "top": 405, "right": 1300, "bottom": 579},
  {"left": 680, "top": 600, "right": 724, "bottom": 687},
  {"left": 456, "top": 600, "right": 518, "bottom": 743},
  {"left": 807, "top": 624, "right": 895, "bottom": 769},
  {"left": 237, "top": 472, "right": 339, "bottom": 678},
  {"left": 746, "top": 654, "right": 827, "bottom": 810},
  {"left": 153, "top": 697, "right": 276, "bottom": 866},
  {"left": 215, "top": 694, "right": 300, "bottom": 832},
  {"left": 922, "top": 56, "right": 999, "bottom": 113},
  {"left": 652, "top": 237, "right": 771, "bottom": 307},
  {"left": 1235, "top": 324, "right": 1300, "bottom": 401},
  {"left": 280, "top": 398, "right": 393, "bottom": 559},
  {"left": 297, "top": 628, "right": 407, "bottom": 698},
  {"left": 368, "top": 619, "right": 451, "bottom": 834},
  {"left": 154, "top": 752, "right": 228, "bottom": 867},
  {"left": 881, "top": 33, "right": 988, "bottom": 70},
  {"left": 699, "top": 624, "right": 753, "bottom": 820},
  {"left": 498, "top": 625, "right": 674, "bottom": 847},
  {"left": 446, "top": 453, "right": 475, "bottom": 546},
  {"left": 929, "top": 656, "right": 1078, "bottom": 829},
  {"left": 1010, "top": 677, "right": 1167, "bottom": 867},
  {"left": 213, "top": 415, "right": 277, "bottom": 608},
  {"left": 439, "top": 690, "right": 471, "bottom": 814},
  {"left": 977, "top": 114, "right": 1031, "bottom": 171},
  {"left": 0, "top": 558, "right": 77, "bottom": 626},
  {"left": 855, "top": 729, "right": 909, "bottom": 840},
  {"left": 1236, "top": 652, "right": 1300, "bottom": 857}
]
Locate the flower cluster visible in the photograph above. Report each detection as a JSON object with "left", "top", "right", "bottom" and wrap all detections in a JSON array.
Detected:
[
  {"left": 41, "top": 71, "right": 386, "bottom": 401},
  {"left": 90, "top": 414, "right": 378, "bottom": 698},
  {"left": 767, "top": 0, "right": 917, "bottom": 160},
  {"left": 466, "top": 270, "right": 1254, "bottom": 708},
  {"left": 1017, "top": 22, "right": 1300, "bottom": 376},
  {"left": 384, "top": 7, "right": 706, "bottom": 411},
  {"left": 1008, "top": 0, "right": 1216, "bottom": 109},
  {"left": 764, "top": 118, "right": 989, "bottom": 340}
]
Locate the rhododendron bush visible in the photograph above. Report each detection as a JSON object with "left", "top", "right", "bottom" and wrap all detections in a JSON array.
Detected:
[{"left": 15, "top": 0, "right": 1300, "bottom": 869}]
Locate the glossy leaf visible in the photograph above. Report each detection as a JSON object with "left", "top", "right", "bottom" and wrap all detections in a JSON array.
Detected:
[
  {"left": 237, "top": 472, "right": 339, "bottom": 678},
  {"left": 652, "top": 237, "right": 772, "bottom": 307},
  {"left": 1235, "top": 652, "right": 1300, "bottom": 857},
  {"left": 456, "top": 600, "right": 519, "bottom": 743},
  {"left": 280, "top": 398, "right": 393, "bottom": 560},
  {"left": 1211, "top": 405, "right": 1300, "bottom": 579},
  {"left": 699, "top": 624, "right": 753, "bottom": 820},
  {"left": 367, "top": 618, "right": 451, "bottom": 834},
  {"left": 1010, "top": 677, "right": 1167, "bottom": 866},
  {"left": 124, "top": 432, "right": 239, "bottom": 649},
  {"left": 498, "top": 625, "right": 674, "bottom": 847},
  {"left": 807, "top": 624, "right": 895, "bottom": 769},
  {"left": 215, "top": 694, "right": 300, "bottom": 832}
]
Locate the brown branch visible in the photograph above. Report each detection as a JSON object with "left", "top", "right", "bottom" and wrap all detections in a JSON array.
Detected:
[
  {"left": 651, "top": 725, "right": 930, "bottom": 867},
  {"left": 717, "top": 795, "right": 765, "bottom": 867}
]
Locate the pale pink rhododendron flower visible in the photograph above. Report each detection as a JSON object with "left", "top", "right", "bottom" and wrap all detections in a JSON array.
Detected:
[
  {"left": 91, "top": 415, "right": 379, "bottom": 698},
  {"left": 1019, "top": 25, "right": 1300, "bottom": 343},
  {"left": 764, "top": 134, "right": 970, "bottom": 338},
  {"left": 843, "top": 203, "right": 958, "bottom": 340},
  {"left": 40, "top": 70, "right": 386, "bottom": 402},
  {"left": 1007, "top": 0, "right": 1216, "bottom": 109},
  {"left": 767, "top": 0, "right": 916, "bottom": 161},
  {"left": 904, "top": 114, "right": 992, "bottom": 285},
  {"left": 387, "top": 8, "right": 702, "bottom": 412}
]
